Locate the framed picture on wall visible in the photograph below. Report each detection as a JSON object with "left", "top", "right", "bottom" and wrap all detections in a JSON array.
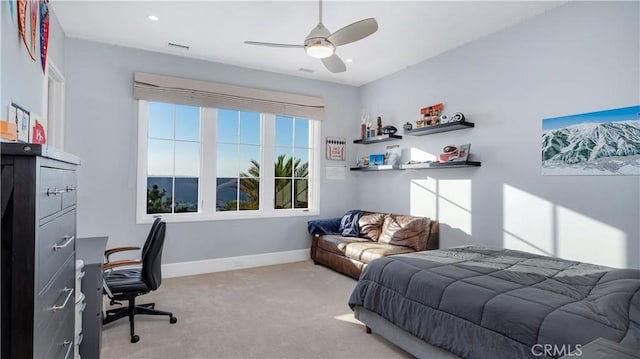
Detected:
[{"left": 326, "top": 137, "right": 346, "bottom": 161}]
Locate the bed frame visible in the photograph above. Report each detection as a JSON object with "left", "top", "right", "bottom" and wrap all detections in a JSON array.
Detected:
[{"left": 354, "top": 307, "right": 460, "bottom": 359}]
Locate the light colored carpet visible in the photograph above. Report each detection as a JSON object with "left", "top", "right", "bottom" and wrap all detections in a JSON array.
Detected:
[{"left": 100, "top": 261, "right": 414, "bottom": 359}]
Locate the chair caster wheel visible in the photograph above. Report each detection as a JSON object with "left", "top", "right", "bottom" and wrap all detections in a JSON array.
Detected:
[
  {"left": 131, "top": 335, "right": 140, "bottom": 343},
  {"left": 170, "top": 316, "right": 177, "bottom": 324}
]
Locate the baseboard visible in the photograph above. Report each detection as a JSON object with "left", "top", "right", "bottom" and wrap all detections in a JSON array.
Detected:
[{"left": 162, "top": 248, "right": 310, "bottom": 278}]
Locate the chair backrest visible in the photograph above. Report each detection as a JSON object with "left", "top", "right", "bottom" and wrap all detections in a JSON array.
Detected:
[
  {"left": 141, "top": 217, "right": 163, "bottom": 258},
  {"left": 141, "top": 220, "right": 166, "bottom": 291}
]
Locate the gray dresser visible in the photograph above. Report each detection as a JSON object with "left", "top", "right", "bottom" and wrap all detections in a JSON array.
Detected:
[{"left": 1, "top": 143, "right": 81, "bottom": 359}]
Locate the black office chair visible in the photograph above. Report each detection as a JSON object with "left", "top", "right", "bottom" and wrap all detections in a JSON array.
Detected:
[{"left": 102, "top": 218, "right": 177, "bottom": 343}]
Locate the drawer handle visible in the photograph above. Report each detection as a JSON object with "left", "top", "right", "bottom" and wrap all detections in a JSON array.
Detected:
[
  {"left": 46, "top": 188, "right": 68, "bottom": 196},
  {"left": 63, "top": 339, "right": 73, "bottom": 359},
  {"left": 66, "top": 185, "right": 77, "bottom": 192},
  {"left": 51, "top": 287, "right": 74, "bottom": 311},
  {"left": 54, "top": 235, "right": 74, "bottom": 251}
]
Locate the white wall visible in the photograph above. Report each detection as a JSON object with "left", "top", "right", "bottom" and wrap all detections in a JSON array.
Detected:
[
  {"left": 1, "top": 1, "right": 66, "bottom": 119},
  {"left": 356, "top": 1, "right": 640, "bottom": 269},
  {"left": 63, "top": 39, "right": 359, "bottom": 264}
]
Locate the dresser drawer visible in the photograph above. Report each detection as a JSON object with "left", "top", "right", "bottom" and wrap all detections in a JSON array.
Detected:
[
  {"left": 39, "top": 167, "right": 77, "bottom": 219},
  {"left": 36, "top": 254, "right": 76, "bottom": 333},
  {"left": 38, "top": 210, "right": 76, "bottom": 291},
  {"left": 36, "top": 296, "right": 75, "bottom": 359}
]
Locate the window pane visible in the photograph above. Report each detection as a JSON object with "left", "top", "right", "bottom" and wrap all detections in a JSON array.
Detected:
[
  {"left": 175, "top": 142, "right": 200, "bottom": 177},
  {"left": 294, "top": 150, "right": 309, "bottom": 178},
  {"left": 148, "top": 102, "right": 174, "bottom": 139},
  {"left": 239, "top": 178, "right": 259, "bottom": 210},
  {"left": 275, "top": 179, "right": 292, "bottom": 209},
  {"left": 217, "top": 143, "right": 238, "bottom": 177},
  {"left": 217, "top": 177, "right": 238, "bottom": 211},
  {"left": 147, "top": 178, "right": 173, "bottom": 214},
  {"left": 274, "top": 149, "right": 293, "bottom": 178},
  {"left": 175, "top": 177, "right": 198, "bottom": 212},
  {"left": 218, "top": 109, "right": 239, "bottom": 143},
  {"left": 148, "top": 139, "right": 174, "bottom": 176},
  {"left": 239, "top": 145, "right": 260, "bottom": 175},
  {"left": 240, "top": 112, "right": 260, "bottom": 145},
  {"left": 294, "top": 179, "right": 308, "bottom": 208},
  {"left": 275, "top": 115, "right": 293, "bottom": 146},
  {"left": 294, "top": 118, "right": 309, "bottom": 148},
  {"left": 175, "top": 105, "right": 200, "bottom": 141}
]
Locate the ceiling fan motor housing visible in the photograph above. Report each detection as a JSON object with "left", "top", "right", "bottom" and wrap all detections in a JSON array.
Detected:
[{"left": 304, "top": 23, "right": 335, "bottom": 58}]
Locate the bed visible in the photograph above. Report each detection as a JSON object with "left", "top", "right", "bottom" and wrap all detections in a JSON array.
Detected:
[{"left": 348, "top": 246, "right": 640, "bottom": 359}]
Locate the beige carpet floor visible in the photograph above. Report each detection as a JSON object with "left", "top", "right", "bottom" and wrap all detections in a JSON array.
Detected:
[{"left": 100, "top": 261, "right": 413, "bottom": 359}]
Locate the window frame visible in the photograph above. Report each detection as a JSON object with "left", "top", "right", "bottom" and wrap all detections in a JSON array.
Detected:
[{"left": 136, "top": 101, "right": 321, "bottom": 224}]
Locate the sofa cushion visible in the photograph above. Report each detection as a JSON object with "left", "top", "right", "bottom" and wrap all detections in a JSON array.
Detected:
[
  {"left": 378, "top": 214, "right": 431, "bottom": 251},
  {"left": 317, "top": 235, "right": 372, "bottom": 256},
  {"left": 344, "top": 242, "right": 415, "bottom": 264},
  {"left": 358, "top": 212, "right": 386, "bottom": 241}
]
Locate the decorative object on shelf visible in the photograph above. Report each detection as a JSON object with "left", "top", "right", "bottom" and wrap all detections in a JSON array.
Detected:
[
  {"left": 357, "top": 156, "right": 370, "bottom": 167},
  {"left": 325, "top": 136, "right": 345, "bottom": 161},
  {"left": 439, "top": 145, "right": 459, "bottom": 162},
  {"left": 417, "top": 103, "right": 444, "bottom": 128},
  {"left": 0, "top": 121, "right": 18, "bottom": 142},
  {"left": 28, "top": 113, "right": 46, "bottom": 144},
  {"left": 9, "top": 102, "right": 30, "bottom": 143},
  {"left": 403, "top": 122, "right": 413, "bottom": 130},
  {"left": 438, "top": 143, "right": 471, "bottom": 162},
  {"left": 384, "top": 145, "right": 402, "bottom": 166},
  {"left": 376, "top": 116, "right": 382, "bottom": 136},
  {"left": 542, "top": 105, "right": 640, "bottom": 176},
  {"left": 458, "top": 144, "right": 470, "bottom": 161},
  {"left": 360, "top": 110, "right": 369, "bottom": 139},
  {"left": 381, "top": 125, "right": 397, "bottom": 135},
  {"left": 439, "top": 115, "right": 449, "bottom": 123},
  {"left": 369, "top": 154, "right": 385, "bottom": 166},
  {"left": 451, "top": 112, "right": 465, "bottom": 122}
]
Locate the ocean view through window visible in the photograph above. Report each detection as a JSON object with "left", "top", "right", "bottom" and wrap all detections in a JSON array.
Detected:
[{"left": 138, "top": 100, "right": 319, "bottom": 223}]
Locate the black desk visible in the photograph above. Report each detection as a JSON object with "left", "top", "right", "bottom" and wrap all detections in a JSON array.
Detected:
[{"left": 76, "top": 236, "right": 108, "bottom": 359}]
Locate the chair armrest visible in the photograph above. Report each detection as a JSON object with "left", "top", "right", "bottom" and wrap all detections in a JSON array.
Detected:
[
  {"left": 105, "top": 246, "right": 141, "bottom": 261},
  {"left": 103, "top": 259, "right": 142, "bottom": 270}
]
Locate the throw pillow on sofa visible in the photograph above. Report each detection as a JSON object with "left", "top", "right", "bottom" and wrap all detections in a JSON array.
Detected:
[
  {"left": 378, "top": 214, "right": 431, "bottom": 251},
  {"left": 358, "top": 212, "right": 386, "bottom": 241}
]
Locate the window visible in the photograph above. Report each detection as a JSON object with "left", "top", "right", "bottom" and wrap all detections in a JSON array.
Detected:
[{"left": 137, "top": 101, "right": 320, "bottom": 223}]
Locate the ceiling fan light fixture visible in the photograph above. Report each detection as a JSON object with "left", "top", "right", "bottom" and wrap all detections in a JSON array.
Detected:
[{"left": 305, "top": 39, "right": 335, "bottom": 59}]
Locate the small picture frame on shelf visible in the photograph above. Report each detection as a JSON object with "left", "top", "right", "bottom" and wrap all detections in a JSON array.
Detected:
[{"left": 458, "top": 144, "right": 470, "bottom": 161}]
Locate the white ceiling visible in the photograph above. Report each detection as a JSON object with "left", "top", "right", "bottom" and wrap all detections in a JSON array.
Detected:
[{"left": 51, "top": 1, "right": 564, "bottom": 87}]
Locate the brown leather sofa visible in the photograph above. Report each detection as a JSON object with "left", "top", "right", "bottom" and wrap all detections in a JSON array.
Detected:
[{"left": 310, "top": 211, "right": 439, "bottom": 279}]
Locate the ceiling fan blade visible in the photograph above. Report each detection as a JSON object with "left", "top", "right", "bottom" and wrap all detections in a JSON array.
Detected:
[
  {"left": 327, "top": 18, "right": 378, "bottom": 47},
  {"left": 321, "top": 54, "right": 346, "bottom": 73},
  {"left": 244, "top": 41, "right": 304, "bottom": 49}
]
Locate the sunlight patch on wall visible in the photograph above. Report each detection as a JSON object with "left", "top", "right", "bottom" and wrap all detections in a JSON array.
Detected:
[
  {"left": 409, "top": 147, "right": 437, "bottom": 162},
  {"left": 556, "top": 206, "right": 627, "bottom": 268},
  {"left": 439, "top": 179, "right": 472, "bottom": 235},
  {"left": 503, "top": 185, "right": 554, "bottom": 256},
  {"left": 410, "top": 178, "right": 437, "bottom": 219}
]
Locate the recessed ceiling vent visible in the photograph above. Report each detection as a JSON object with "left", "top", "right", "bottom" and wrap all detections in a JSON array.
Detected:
[
  {"left": 299, "top": 68, "right": 314, "bottom": 73},
  {"left": 167, "top": 42, "right": 190, "bottom": 51}
]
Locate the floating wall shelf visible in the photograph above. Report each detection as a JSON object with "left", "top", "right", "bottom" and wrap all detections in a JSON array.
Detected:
[
  {"left": 404, "top": 121, "right": 474, "bottom": 136},
  {"left": 350, "top": 161, "right": 481, "bottom": 171},
  {"left": 353, "top": 134, "right": 402, "bottom": 144}
]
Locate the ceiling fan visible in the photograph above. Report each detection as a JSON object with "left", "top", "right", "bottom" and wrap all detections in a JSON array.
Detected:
[{"left": 244, "top": 0, "right": 378, "bottom": 73}]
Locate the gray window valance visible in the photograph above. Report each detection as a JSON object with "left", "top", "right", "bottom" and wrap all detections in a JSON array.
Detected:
[{"left": 133, "top": 72, "right": 325, "bottom": 120}]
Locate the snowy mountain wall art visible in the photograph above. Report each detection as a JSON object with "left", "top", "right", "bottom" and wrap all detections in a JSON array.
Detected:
[{"left": 542, "top": 106, "right": 640, "bottom": 175}]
